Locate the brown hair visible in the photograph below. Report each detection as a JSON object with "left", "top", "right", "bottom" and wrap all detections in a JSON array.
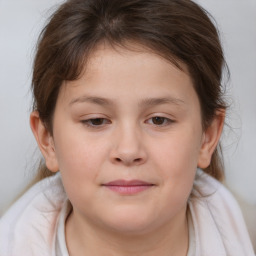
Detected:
[{"left": 32, "top": 0, "right": 228, "bottom": 181}]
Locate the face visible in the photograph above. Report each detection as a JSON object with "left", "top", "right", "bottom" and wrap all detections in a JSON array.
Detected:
[{"left": 45, "top": 44, "right": 207, "bottom": 234}]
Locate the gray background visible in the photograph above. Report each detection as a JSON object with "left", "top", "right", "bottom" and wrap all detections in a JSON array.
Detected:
[{"left": 0, "top": 0, "right": 255, "bottom": 250}]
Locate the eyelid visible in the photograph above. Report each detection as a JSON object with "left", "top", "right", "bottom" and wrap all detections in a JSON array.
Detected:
[
  {"left": 145, "top": 114, "right": 175, "bottom": 126},
  {"left": 80, "top": 116, "right": 112, "bottom": 128}
]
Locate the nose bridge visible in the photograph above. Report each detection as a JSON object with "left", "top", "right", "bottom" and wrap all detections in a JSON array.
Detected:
[{"left": 111, "top": 121, "right": 146, "bottom": 165}]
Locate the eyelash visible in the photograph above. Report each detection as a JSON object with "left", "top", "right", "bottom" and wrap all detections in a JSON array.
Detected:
[
  {"left": 146, "top": 116, "right": 174, "bottom": 126},
  {"left": 81, "top": 118, "right": 111, "bottom": 128},
  {"left": 81, "top": 116, "right": 174, "bottom": 128}
]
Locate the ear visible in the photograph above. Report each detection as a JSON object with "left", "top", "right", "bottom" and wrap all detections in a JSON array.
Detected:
[
  {"left": 197, "top": 110, "right": 225, "bottom": 169},
  {"left": 30, "top": 111, "right": 59, "bottom": 172}
]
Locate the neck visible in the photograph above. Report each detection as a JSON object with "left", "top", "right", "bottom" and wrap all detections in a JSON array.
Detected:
[{"left": 66, "top": 208, "right": 189, "bottom": 256}]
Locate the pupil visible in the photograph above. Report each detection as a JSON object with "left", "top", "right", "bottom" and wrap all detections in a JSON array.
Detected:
[
  {"left": 153, "top": 117, "right": 164, "bottom": 125},
  {"left": 92, "top": 118, "right": 103, "bottom": 125}
]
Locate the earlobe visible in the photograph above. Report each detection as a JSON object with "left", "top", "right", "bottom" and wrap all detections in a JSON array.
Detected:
[
  {"left": 197, "top": 110, "right": 225, "bottom": 169},
  {"left": 30, "top": 111, "right": 59, "bottom": 172}
]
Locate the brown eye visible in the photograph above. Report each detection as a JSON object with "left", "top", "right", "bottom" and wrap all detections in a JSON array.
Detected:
[
  {"left": 90, "top": 118, "right": 105, "bottom": 125},
  {"left": 81, "top": 118, "right": 110, "bottom": 127},
  {"left": 147, "top": 116, "right": 173, "bottom": 126},
  {"left": 152, "top": 117, "right": 166, "bottom": 125}
]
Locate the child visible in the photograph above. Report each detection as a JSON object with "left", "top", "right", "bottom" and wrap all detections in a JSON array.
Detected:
[{"left": 0, "top": 0, "right": 254, "bottom": 255}]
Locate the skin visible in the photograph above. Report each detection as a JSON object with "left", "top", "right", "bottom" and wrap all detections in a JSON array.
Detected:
[{"left": 30, "top": 43, "right": 224, "bottom": 256}]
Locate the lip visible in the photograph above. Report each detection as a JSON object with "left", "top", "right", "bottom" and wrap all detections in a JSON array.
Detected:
[{"left": 102, "top": 180, "right": 154, "bottom": 195}]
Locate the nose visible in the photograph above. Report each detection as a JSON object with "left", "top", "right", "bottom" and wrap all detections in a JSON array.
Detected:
[{"left": 110, "top": 124, "right": 147, "bottom": 166}]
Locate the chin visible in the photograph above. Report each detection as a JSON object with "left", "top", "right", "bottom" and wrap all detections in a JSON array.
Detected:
[{"left": 100, "top": 208, "right": 159, "bottom": 235}]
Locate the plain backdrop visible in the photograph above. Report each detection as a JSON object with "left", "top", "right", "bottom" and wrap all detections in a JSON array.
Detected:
[{"left": 0, "top": 0, "right": 256, "bottom": 250}]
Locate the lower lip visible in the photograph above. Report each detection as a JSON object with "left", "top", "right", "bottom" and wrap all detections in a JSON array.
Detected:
[{"left": 103, "top": 185, "right": 153, "bottom": 195}]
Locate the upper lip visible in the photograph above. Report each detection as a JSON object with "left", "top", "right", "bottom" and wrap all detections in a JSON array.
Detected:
[{"left": 103, "top": 180, "right": 154, "bottom": 186}]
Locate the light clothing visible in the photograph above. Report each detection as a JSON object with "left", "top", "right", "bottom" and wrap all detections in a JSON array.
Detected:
[
  {"left": 55, "top": 200, "right": 70, "bottom": 255},
  {"left": 0, "top": 170, "right": 254, "bottom": 256},
  {"left": 186, "top": 209, "right": 196, "bottom": 256}
]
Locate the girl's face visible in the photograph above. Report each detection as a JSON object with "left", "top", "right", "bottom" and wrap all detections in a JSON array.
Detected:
[{"left": 40, "top": 44, "right": 216, "bottom": 235}]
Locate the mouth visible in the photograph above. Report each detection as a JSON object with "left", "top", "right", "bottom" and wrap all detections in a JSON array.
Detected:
[{"left": 102, "top": 180, "right": 155, "bottom": 195}]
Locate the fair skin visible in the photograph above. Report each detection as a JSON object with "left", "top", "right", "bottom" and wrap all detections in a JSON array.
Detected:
[{"left": 30, "top": 44, "right": 224, "bottom": 256}]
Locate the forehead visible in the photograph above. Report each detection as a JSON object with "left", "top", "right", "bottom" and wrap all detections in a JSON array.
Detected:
[
  {"left": 85, "top": 42, "right": 189, "bottom": 79},
  {"left": 58, "top": 43, "right": 198, "bottom": 110}
]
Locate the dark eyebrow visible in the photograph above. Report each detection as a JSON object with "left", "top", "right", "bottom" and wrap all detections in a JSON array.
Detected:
[
  {"left": 69, "top": 95, "right": 185, "bottom": 108},
  {"left": 139, "top": 97, "right": 185, "bottom": 107},
  {"left": 69, "top": 96, "right": 114, "bottom": 106}
]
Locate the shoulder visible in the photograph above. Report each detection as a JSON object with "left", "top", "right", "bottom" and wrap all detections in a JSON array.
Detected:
[
  {"left": 0, "top": 173, "right": 67, "bottom": 256},
  {"left": 193, "top": 169, "right": 239, "bottom": 209},
  {"left": 189, "top": 169, "right": 255, "bottom": 255}
]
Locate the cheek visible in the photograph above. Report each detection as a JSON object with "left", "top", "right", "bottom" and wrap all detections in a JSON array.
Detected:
[
  {"left": 53, "top": 121, "right": 107, "bottom": 171},
  {"left": 153, "top": 130, "right": 201, "bottom": 174},
  {"left": 55, "top": 142, "right": 106, "bottom": 212},
  {"left": 149, "top": 126, "right": 202, "bottom": 198},
  {"left": 53, "top": 128, "right": 109, "bottom": 198}
]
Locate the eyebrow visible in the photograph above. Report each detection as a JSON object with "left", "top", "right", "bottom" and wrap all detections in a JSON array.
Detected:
[
  {"left": 69, "top": 96, "right": 113, "bottom": 106},
  {"left": 69, "top": 95, "right": 185, "bottom": 107},
  {"left": 139, "top": 97, "right": 185, "bottom": 108}
]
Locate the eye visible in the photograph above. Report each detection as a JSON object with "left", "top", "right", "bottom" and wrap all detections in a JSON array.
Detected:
[
  {"left": 147, "top": 116, "right": 173, "bottom": 126},
  {"left": 81, "top": 118, "right": 111, "bottom": 127}
]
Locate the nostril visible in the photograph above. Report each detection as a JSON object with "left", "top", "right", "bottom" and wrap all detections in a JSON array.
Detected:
[
  {"left": 134, "top": 158, "right": 142, "bottom": 163},
  {"left": 114, "top": 157, "right": 142, "bottom": 164}
]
